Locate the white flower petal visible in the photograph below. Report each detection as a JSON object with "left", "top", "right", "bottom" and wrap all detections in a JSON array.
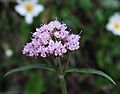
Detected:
[
  {"left": 32, "top": 4, "right": 44, "bottom": 17},
  {"left": 112, "top": 30, "right": 120, "bottom": 36},
  {"left": 106, "top": 21, "right": 114, "bottom": 31},
  {"left": 15, "top": 5, "right": 26, "bottom": 16},
  {"left": 25, "top": 14, "right": 33, "bottom": 24},
  {"left": 109, "top": 12, "right": 120, "bottom": 22},
  {"left": 31, "top": 0, "right": 38, "bottom": 3}
]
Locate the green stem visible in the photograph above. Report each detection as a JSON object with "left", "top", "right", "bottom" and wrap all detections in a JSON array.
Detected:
[
  {"left": 65, "top": 53, "right": 71, "bottom": 70},
  {"left": 59, "top": 75, "right": 68, "bottom": 94},
  {"left": 56, "top": 57, "right": 68, "bottom": 94}
]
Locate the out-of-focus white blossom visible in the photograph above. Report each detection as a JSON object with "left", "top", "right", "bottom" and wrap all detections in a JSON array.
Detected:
[
  {"left": 15, "top": 0, "right": 44, "bottom": 24},
  {"left": 106, "top": 12, "right": 120, "bottom": 36},
  {"left": 5, "top": 49, "right": 13, "bottom": 57}
]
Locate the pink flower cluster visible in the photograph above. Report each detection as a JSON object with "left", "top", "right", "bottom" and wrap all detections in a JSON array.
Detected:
[{"left": 23, "top": 20, "right": 80, "bottom": 57}]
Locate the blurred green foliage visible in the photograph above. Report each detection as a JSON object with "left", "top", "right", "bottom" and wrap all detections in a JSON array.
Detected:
[
  {"left": 24, "top": 73, "right": 45, "bottom": 94},
  {"left": 0, "top": 0, "right": 120, "bottom": 94}
]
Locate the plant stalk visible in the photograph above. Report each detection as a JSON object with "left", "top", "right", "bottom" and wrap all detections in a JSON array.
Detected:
[
  {"left": 56, "top": 57, "right": 68, "bottom": 94},
  {"left": 59, "top": 75, "right": 68, "bottom": 94}
]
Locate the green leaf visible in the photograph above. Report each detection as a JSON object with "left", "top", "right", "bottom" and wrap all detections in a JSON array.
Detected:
[
  {"left": 66, "top": 68, "right": 116, "bottom": 85},
  {"left": 4, "top": 64, "right": 55, "bottom": 77}
]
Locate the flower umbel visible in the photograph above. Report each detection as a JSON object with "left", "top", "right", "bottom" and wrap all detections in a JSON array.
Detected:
[
  {"left": 23, "top": 20, "right": 80, "bottom": 57},
  {"left": 15, "top": 0, "right": 44, "bottom": 24},
  {"left": 106, "top": 12, "right": 120, "bottom": 36}
]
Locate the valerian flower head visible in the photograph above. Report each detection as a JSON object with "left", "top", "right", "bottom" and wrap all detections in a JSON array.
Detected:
[
  {"left": 23, "top": 20, "right": 81, "bottom": 57},
  {"left": 15, "top": 0, "right": 44, "bottom": 24},
  {"left": 106, "top": 12, "right": 120, "bottom": 36}
]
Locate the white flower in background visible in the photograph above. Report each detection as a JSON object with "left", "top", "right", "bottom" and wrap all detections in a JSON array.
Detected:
[
  {"left": 15, "top": 0, "right": 44, "bottom": 24},
  {"left": 5, "top": 49, "right": 13, "bottom": 57},
  {"left": 2, "top": 43, "right": 13, "bottom": 58},
  {"left": 106, "top": 12, "right": 120, "bottom": 36}
]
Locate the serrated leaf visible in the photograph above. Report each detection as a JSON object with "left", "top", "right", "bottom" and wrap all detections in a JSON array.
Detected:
[
  {"left": 66, "top": 68, "right": 116, "bottom": 85},
  {"left": 4, "top": 64, "right": 55, "bottom": 77}
]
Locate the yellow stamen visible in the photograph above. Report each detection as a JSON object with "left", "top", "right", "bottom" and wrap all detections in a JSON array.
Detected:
[
  {"left": 26, "top": 4, "right": 33, "bottom": 12},
  {"left": 114, "top": 22, "right": 120, "bottom": 29}
]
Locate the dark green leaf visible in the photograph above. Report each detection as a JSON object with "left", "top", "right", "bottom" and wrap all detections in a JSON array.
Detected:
[
  {"left": 4, "top": 64, "right": 55, "bottom": 77},
  {"left": 66, "top": 68, "right": 116, "bottom": 85}
]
